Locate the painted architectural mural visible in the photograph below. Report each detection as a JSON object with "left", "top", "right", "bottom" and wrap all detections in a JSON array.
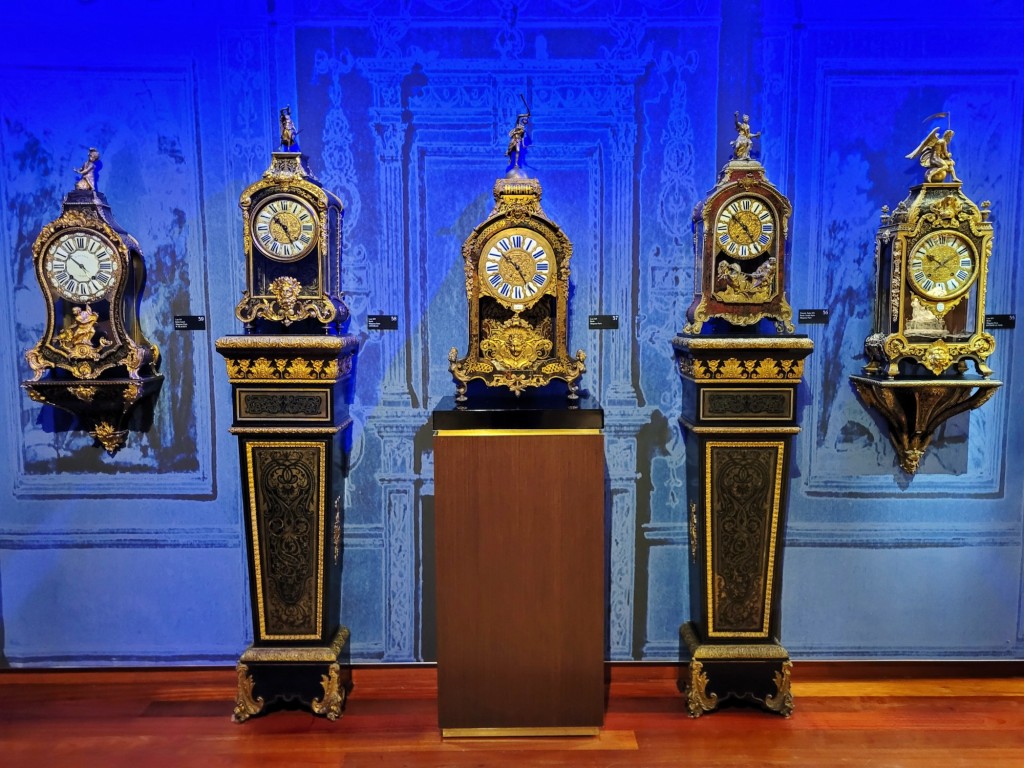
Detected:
[{"left": 0, "top": 0, "right": 1022, "bottom": 665}]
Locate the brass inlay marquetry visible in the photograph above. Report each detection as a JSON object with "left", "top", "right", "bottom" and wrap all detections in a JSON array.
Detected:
[
  {"left": 699, "top": 387, "right": 793, "bottom": 421},
  {"left": 679, "top": 420, "right": 801, "bottom": 435},
  {"left": 246, "top": 441, "right": 327, "bottom": 641},
  {"left": 704, "top": 441, "right": 785, "bottom": 639},
  {"left": 682, "top": 620, "right": 791, "bottom": 660},
  {"left": 239, "top": 627, "right": 350, "bottom": 663},
  {"left": 236, "top": 387, "right": 331, "bottom": 421},
  {"left": 230, "top": 425, "right": 344, "bottom": 436}
]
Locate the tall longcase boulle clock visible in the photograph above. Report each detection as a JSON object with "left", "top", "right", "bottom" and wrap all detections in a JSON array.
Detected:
[
  {"left": 673, "top": 115, "right": 811, "bottom": 718},
  {"left": 449, "top": 105, "right": 585, "bottom": 400},
  {"left": 217, "top": 109, "right": 357, "bottom": 723},
  {"left": 685, "top": 113, "right": 794, "bottom": 334},
  {"left": 23, "top": 148, "right": 162, "bottom": 455},
  {"left": 853, "top": 124, "right": 1000, "bottom": 474}
]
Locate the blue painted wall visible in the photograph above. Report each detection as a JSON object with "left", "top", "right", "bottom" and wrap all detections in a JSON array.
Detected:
[{"left": 1, "top": 0, "right": 1021, "bottom": 665}]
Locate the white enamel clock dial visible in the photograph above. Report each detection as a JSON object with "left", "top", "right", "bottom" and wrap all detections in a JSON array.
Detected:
[
  {"left": 251, "top": 195, "right": 318, "bottom": 262},
  {"left": 715, "top": 196, "right": 775, "bottom": 258},
  {"left": 479, "top": 227, "right": 553, "bottom": 308},
  {"left": 43, "top": 230, "right": 119, "bottom": 302},
  {"left": 909, "top": 231, "right": 977, "bottom": 301}
]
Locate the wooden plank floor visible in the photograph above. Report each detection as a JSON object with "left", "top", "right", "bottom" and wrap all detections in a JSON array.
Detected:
[{"left": 2, "top": 663, "right": 1024, "bottom": 767}]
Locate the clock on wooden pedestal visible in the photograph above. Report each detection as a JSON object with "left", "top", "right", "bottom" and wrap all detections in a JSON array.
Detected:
[
  {"left": 674, "top": 115, "right": 811, "bottom": 717},
  {"left": 853, "top": 123, "right": 1000, "bottom": 474},
  {"left": 23, "top": 148, "right": 162, "bottom": 455},
  {"left": 449, "top": 102, "right": 585, "bottom": 400},
  {"left": 218, "top": 110, "right": 358, "bottom": 722}
]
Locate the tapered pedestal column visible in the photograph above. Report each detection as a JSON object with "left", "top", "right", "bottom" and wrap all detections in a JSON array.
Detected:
[
  {"left": 673, "top": 335, "right": 812, "bottom": 717},
  {"left": 216, "top": 334, "right": 357, "bottom": 722}
]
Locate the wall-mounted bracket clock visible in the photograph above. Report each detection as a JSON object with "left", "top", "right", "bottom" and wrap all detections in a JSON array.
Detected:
[
  {"left": 22, "top": 148, "right": 162, "bottom": 455},
  {"left": 853, "top": 122, "right": 1000, "bottom": 474}
]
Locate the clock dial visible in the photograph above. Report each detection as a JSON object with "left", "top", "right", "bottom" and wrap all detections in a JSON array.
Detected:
[
  {"left": 44, "top": 230, "right": 119, "bottom": 302},
  {"left": 909, "top": 231, "right": 977, "bottom": 300},
  {"left": 252, "top": 195, "right": 318, "bottom": 262},
  {"left": 479, "top": 228, "right": 553, "bottom": 307},
  {"left": 715, "top": 196, "right": 775, "bottom": 258}
]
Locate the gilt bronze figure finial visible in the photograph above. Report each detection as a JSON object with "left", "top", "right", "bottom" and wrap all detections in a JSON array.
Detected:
[
  {"left": 907, "top": 125, "right": 959, "bottom": 183},
  {"left": 731, "top": 112, "right": 760, "bottom": 161},
  {"left": 506, "top": 95, "right": 531, "bottom": 171},
  {"left": 74, "top": 148, "right": 101, "bottom": 191},
  {"left": 280, "top": 106, "right": 299, "bottom": 152}
]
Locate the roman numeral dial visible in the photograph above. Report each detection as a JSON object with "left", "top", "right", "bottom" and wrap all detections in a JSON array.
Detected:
[
  {"left": 909, "top": 231, "right": 977, "bottom": 301},
  {"left": 251, "top": 194, "right": 319, "bottom": 262},
  {"left": 478, "top": 227, "right": 554, "bottom": 309},
  {"left": 714, "top": 196, "right": 775, "bottom": 258},
  {"left": 43, "top": 230, "right": 120, "bottom": 302}
]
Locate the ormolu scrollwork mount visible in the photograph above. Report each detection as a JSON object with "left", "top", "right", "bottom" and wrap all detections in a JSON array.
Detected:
[{"left": 852, "top": 124, "right": 1000, "bottom": 474}]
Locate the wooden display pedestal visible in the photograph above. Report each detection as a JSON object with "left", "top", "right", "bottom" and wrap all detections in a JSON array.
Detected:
[
  {"left": 673, "top": 335, "right": 812, "bottom": 718},
  {"left": 432, "top": 395, "right": 605, "bottom": 737}
]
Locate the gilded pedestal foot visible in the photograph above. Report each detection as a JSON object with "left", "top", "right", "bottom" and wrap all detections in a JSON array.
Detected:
[
  {"left": 311, "top": 663, "right": 346, "bottom": 721},
  {"left": 764, "top": 660, "right": 794, "bottom": 717},
  {"left": 684, "top": 660, "right": 719, "bottom": 718},
  {"left": 232, "top": 663, "right": 265, "bottom": 723}
]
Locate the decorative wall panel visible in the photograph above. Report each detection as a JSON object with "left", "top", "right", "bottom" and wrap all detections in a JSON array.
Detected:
[{"left": 0, "top": 1, "right": 1022, "bottom": 666}]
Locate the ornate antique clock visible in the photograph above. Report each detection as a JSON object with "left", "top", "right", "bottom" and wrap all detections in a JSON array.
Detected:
[
  {"left": 449, "top": 104, "right": 585, "bottom": 400},
  {"left": 23, "top": 148, "right": 162, "bottom": 455},
  {"left": 673, "top": 115, "right": 812, "bottom": 717},
  {"left": 863, "top": 127, "right": 994, "bottom": 378},
  {"left": 217, "top": 110, "right": 358, "bottom": 722},
  {"left": 853, "top": 124, "right": 1000, "bottom": 474},
  {"left": 236, "top": 107, "right": 346, "bottom": 333},
  {"left": 684, "top": 113, "right": 794, "bottom": 334}
]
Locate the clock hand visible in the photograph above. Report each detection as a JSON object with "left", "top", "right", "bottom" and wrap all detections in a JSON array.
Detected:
[
  {"left": 270, "top": 215, "right": 289, "bottom": 241},
  {"left": 509, "top": 258, "right": 528, "bottom": 283},
  {"left": 69, "top": 255, "right": 89, "bottom": 275},
  {"left": 736, "top": 217, "right": 756, "bottom": 241}
]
